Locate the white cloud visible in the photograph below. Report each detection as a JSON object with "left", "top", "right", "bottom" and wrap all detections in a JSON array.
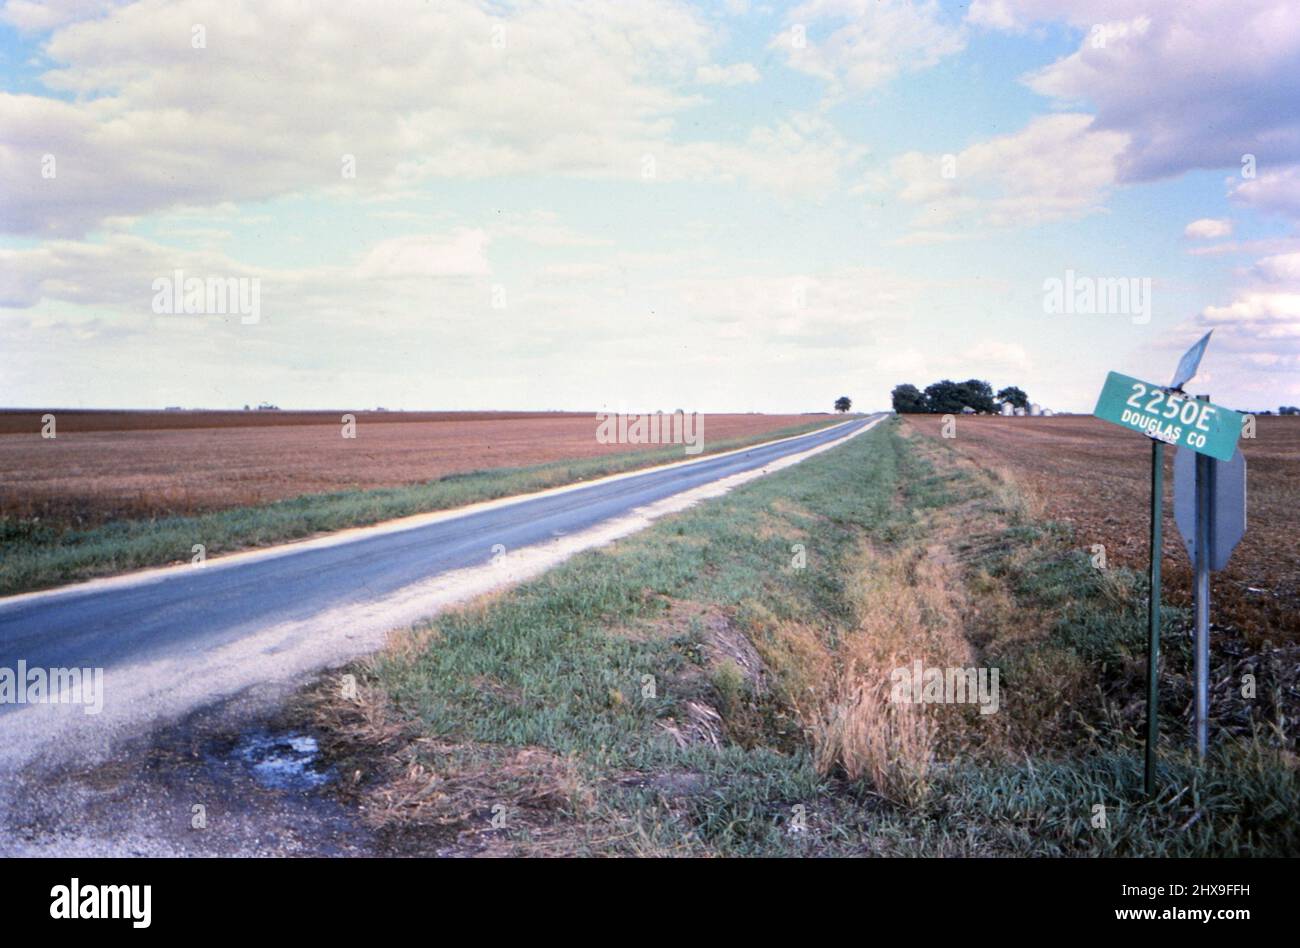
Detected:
[
  {"left": 491, "top": 211, "right": 611, "bottom": 248},
  {"left": 0, "top": 0, "right": 119, "bottom": 32},
  {"left": 356, "top": 232, "right": 490, "bottom": 279},
  {"left": 773, "top": 0, "right": 965, "bottom": 98},
  {"left": 967, "top": 0, "right": 1141, "bottom": 34},
  {"left": 534, "top": 262, "right": 618, "bottom": 284},
  {"left": 1194, "top": 250, "right": 1300, "bottom": 399},
  {"left": 965, "top": 0, "right": 1020, "bottom": 31},
  {"left": 695, "top": 62, "right": 761, "bottom": 86},
  {"left": 1254, "top": 250, "right": 1300, "bottom": 283},
  {"left": 1184, "top": 218, "right": 1233, "bottom": 240},
  {"left": 887, "top": 113, "right": 1127, "bottom": 233},
  {"left": 664, "top": 112, "right": 866, "bottom": 196},
  {"left": 0, "top": 229, "right": 491, "bottom": 314},
  {"left": 1230, "top": 165, "right": 1300, "bottom": 221},
  {"left": 1185, "top": 236, "right": 1300, "bottom": 258},
  {"left": 674, "top": 267, "right": 915, "bottom": 348},
  {"left": 1006, "top": 1, "right": 1300, "bottom": 182},
  {"left": 963, "top": 340, "right": 1031, "bottom": 371},
  {"left": 1201, "top": 294, "right": 1300, "bottom": 341},
  {"left": 1, "top": 0, "right": 860, "bottom": 236}
]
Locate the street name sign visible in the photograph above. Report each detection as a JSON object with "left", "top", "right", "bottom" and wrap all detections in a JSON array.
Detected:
[
  {"left": 1093, "top": 370, "right": 1243, "bottom": 462},
  {"left": 1175, "top": 447, "right": 1247, "bottom": 571},
  {"left": 1092, "top": 330, "right": 1248, "bottom": 787}
]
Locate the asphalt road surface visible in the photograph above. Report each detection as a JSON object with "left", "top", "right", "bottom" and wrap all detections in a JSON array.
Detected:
[{"left": 0, "top": 416, "right": 881, "bottom": 697}]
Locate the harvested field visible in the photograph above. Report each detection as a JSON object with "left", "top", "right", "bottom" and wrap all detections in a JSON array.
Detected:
[
  {"left": 0, "top": 409, "right": 568, "bottom": 435},
  {"left": 903, "top": 414, "right": 1300, "bottom": 646},
  {"left": 0, "top": 410, "right": 830, "bottom": 531}
]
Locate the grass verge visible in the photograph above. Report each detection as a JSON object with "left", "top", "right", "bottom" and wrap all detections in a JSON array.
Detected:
[
  {"left": 311, "top": 418, "right": 1297, "bottom": 856},
  {"left": 0, "top": 418, "right": 842, "bottom": 597}
]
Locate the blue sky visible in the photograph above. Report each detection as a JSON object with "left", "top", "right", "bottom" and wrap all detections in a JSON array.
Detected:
[{"left": 2, "top": 0, "right": 1298, "bottom": 413}]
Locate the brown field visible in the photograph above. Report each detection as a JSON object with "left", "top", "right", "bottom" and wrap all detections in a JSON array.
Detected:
[
  {"left": 0, "top": 410, "right": 830, "bottom": 530},
  {"left": 0, "top": 409, "right": 574, "bottom": 435},
  {"left": 904, "top": 414, "right": 1300, "bottom": 645}
]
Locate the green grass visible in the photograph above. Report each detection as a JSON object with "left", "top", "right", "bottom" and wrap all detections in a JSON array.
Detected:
[
  {"left": 883, "top": 742, "right": 1298, "bottom": 856},
  {"left": 353, "top": 418, "right": 1297, "bottom": 856},
  {"left": 0, "top": 417, "right": 842, "bottom": 597},
  {"left": 377, "top": 419, "right": 898, "bottom": 766}
]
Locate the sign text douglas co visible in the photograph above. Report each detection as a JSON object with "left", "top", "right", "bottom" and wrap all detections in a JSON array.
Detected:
[{"left": 1093, "top": 371, "right": 1243, "bottom": 462}]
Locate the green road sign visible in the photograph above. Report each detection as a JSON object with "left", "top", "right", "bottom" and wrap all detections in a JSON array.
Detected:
[{"left": 1093, "top": 370, "right": 1243, "bottom": 462}]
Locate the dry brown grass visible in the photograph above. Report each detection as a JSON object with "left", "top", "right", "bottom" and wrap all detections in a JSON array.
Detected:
[
  {"left": 370, "top": 745, "right": 596, "bottom": 829},
  {"left": 788, "top": 429, "right": 1061, "bottom": 799},
  {"left": 813, "top": 674, "right": 936, "bottom": 806},
  {"left": 756, "top": 620, "right": 836, "bottom": 713},
  {"left": 810, "top": 542, "right": 975, "bottom": 804}
]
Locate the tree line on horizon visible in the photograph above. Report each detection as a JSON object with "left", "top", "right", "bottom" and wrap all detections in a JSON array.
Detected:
[{"left": 891, "top": 379, "right": 1030, "bottom": 414}]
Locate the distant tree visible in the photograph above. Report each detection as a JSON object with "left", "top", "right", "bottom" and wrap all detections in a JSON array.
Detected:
[
  {"left": 891, "top": 384, "right": 928, "bottom": 413},
  {"left": 834, "top": 396, "right": 852, "bottom": 413},
  {"left": 1279, "top": 405, "right": 1300, "bottom": 415},
  {"left": 957, "top": 379, "right": 997, "bottom": 414},
  {"left": 923, "top": 379, "right": 967, "bottom": 414},
  {"left": 995, "top": 386, "right": 1030, "bottom": 410},
  {"left": 896, "top": 379, "right": 1023, "bottom": 414}
]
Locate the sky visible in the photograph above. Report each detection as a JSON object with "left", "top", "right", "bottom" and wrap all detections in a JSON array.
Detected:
[{"left": 1, "top": 0, "right": 1298, "bottom": 414}]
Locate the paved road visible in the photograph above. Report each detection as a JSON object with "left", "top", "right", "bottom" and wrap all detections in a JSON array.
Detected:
[{"left": 0, "top": 416, "right": 881, "bottom": 694}]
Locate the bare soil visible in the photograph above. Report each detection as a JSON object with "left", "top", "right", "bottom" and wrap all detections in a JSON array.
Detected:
[{"left": 0, "top": 410, "right": 828, "bottom": 530}]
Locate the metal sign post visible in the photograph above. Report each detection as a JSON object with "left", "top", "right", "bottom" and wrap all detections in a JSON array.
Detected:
[
  {"left": 1175, "top": 435, "right": 1248, "bottom": 760},
  {"left": 1145, "top": 438, "right": 1163, "bottom": 795},
  {"left": 1195, "top": 439, "right": 1212, "bottom": 759}
]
